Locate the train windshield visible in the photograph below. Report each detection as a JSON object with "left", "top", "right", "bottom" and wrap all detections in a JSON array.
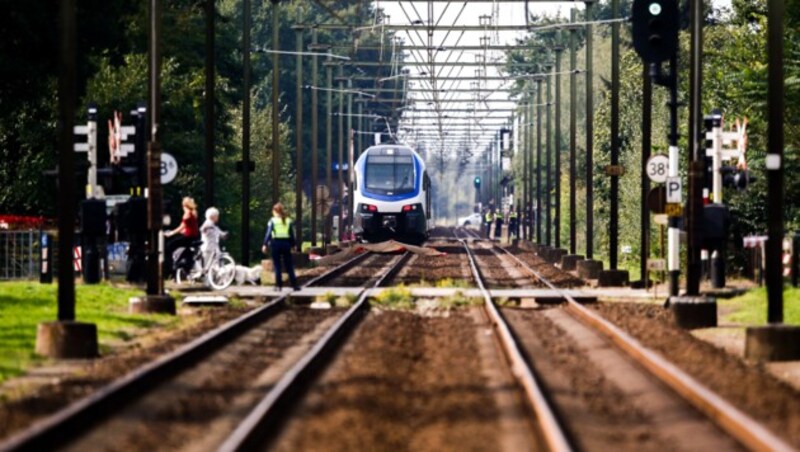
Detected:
[{"left": 364, "top": 154, "right": 416, "bottom": 195}]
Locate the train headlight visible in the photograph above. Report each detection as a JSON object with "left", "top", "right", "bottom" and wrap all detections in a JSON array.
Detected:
[
  {"left": 402, "top": 204, "right": 420, "bottom": 212},
  {"left": 361, "top": 204, "right": 378, "bottom": 213}
]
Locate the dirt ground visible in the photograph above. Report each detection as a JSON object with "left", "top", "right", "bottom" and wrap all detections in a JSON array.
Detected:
[
  {"left": 395, "top": 242, "right": 474, "bottom": 285},
  {"left": 270, "top": 309, "right": 540, "bottom": 452},
  {"left": 0, "top": 305, "right": 250, "bottom": 441},
  {"left": 325, "top": 253, "right": 399, "bottom": 287},
  {"left": 594, "top": 302, "right": 800, "bottom": 448}
]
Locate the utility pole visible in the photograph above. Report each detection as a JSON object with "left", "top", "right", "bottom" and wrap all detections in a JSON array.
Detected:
[
  {"left": 555, "top": 47, "right": 563, "bottom": 250},
  {"left": 294, "top": 27, "right": 303, "bottom": 251},
  {"left": 325, "top": 57, "right": 333, "bottom": 248},
  {"left": 641, "top": 65, "right": 652, "bottom": 287},
  {"left": 545, "top": 66, "right": 553, "bottom": 247},
  {"left": 536, "top": 77, "right": 543, "bottom": 244},
  {"left": 523, "top": 84, "right": 530, "bottom": 240},
  {"left": 686, "top": 0, "right": 704, "bottom": 296},
  {"left": 337, "top": 66, "right": 344, "bottom": 241},
  {"left": 584, "top": 1, "right": 595, "bottom": 260},
  {"left": 569, "top": 8, "right": 578, "bottom": 257},
  {"left": 311, "top": 30, "right": 319, "bottom": 247},
  {"left": 204, "top": 0, "right": 215, "bottom": 209},
  {"left": 241, "top": 0, "right": 250, "bottom": 265},
  {"left": 271, "top": 0, "right": 280, "bottom": 207},
  {"left": 35, "top": 0, "right": 99, "bottom": 359}
]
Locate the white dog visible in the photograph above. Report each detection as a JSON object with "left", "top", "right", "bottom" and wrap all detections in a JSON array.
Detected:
[{"left": 234, "top": 265, "right": 263, "bottom": 285}]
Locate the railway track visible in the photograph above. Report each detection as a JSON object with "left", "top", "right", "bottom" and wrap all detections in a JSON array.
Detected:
[
  {"left": 0, "top": 251, "right": 410, "bottom": 452},
  {"left": 458, "top": 228, "right": 792, "bottom": 451}
]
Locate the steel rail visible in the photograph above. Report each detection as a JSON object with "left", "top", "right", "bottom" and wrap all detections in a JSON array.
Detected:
[
  {"left": 218, "top": 251, "right": 412, "bottom": 451},
  {"left": 0, "top": 250, "right": 375, "bottom": 452},
  {"left": 485, "top": 241, "right": 793, "bottom": 452},
  {"left": 457, "top": 230, "right": 572, "bottom": 452}
]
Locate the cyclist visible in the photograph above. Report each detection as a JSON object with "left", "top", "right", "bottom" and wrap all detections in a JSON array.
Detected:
[
  {"left": 200, "top": 207, "right": 228, "bottom": 271},
  {"left": 262, "top": 202, "right": 299, "bottom": 292}
]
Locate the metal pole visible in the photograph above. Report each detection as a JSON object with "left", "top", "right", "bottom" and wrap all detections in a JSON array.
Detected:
[
  {"left": 686, "top": 0, "right": 704, "bottom": 295},
  {"left": 569, "top": 9, "right": 577, "bottom": 255},
  {"left": 585, "top": 1, "right": 595, "bottom": 260},
  {"left": 766, "top": 0, "right": 785, "bottom": 322},
  {"left": 337, "top": 67, "right": 344, "bottom": 241},
  {"left": 146, "top": 0, "right": 164, "bottom": 296},
  {"left": 271, "top": 1, "right": 280, "bottom": 207},
  {"left": 346, "top": 87, "right": 353, "bottom": 237},
  {"left": 294, "top": 28, "right": 303, "bottom": 251},
  {"left": 546, "top": 67, "right": 553, "bottom": 247},
  {"left": 528, "top": 83, "right": 535, "bottom": 240},
  {"left": 555, "top": 47, "right": 563, "bottom": 249},
  {"left": 641, "top": 65, "right": 652, "bottom": 286},
  {"left": 357, "top": 102, "right": 363, "bottom": 158},
  {"left": 667, "top": 56, "right": 681, "bottom": 297},
  {"left": 536, "top": 77, "right": 543, "bottom": 244},
  {"left": 523, "top": 86, "right": 530, "bottom": 240},
  {"left": 311, "top": 30, "right": 319, "bottom": 247},
  {"left": 609, "top": 0, "right": 620, "bottom": 270},
  {"left": 57, "top": 0, "right": 76, "bottom": 320},
  {"left": 205, "top": 0, "right": 215, "bottom": 208},
  {"left": 326, "top": 57, "right": 333, "bottom": 247},
  {"left": 241, "top": 0, "right": 250, "bottom": 265}
]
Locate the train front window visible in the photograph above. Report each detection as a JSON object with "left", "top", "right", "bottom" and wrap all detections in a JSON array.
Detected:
[{"left": 364, "top": 154, "right": 415, "bottom": 195}]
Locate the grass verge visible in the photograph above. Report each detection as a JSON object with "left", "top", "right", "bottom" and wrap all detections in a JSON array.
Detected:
[
  {"left": 719, "top": 287, "right": 800, "bottom": 325},
  {"left": 0, "top": 281, "right": 180, "bottom": 383}
]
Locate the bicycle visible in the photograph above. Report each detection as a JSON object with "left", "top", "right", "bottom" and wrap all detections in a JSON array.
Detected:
[{"left": 175, "top": 244, "right": 236, "bottom": 290}]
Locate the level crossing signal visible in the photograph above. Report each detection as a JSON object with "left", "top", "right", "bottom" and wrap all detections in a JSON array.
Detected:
[{"left": 631, "top": 0, "right": 679, "bottom": 64}]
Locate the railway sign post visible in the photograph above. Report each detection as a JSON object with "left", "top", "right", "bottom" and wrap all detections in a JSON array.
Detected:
[{"left": 646, "top": 154, "right": 669, "bottom": 184}]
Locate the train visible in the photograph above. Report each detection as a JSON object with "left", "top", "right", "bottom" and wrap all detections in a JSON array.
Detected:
[{"left": 352, "top": 144, "right": 431, "bottom": 244}]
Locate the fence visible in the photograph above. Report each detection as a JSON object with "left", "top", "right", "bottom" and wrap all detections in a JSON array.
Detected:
[{"left": 0, "top": 230, "right": 40, "bottom": 280}]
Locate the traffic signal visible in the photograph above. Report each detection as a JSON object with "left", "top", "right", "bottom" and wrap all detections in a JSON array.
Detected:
[
  {"left": 474, "top": 176, "right": 481, "bottom": 189},
  {"left": 631, "top": 0, "right": 679, "bottom": 64},
  {"left": 721, "top": 166, "right": 753, "bottom": 191}
]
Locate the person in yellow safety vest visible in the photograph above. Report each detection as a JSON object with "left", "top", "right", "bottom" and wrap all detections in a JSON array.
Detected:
[
  {"left": 262, "top": 202, "right": 300, "bottom": 291},
  {"left": 508, "top": 209, "right": 519, "bottom": 239},
  {"left": 484, "top": 210, "right": 493, "bottom": 238},
  {"left": 494, "top": 211, "right": 504, "bottom": 240}
]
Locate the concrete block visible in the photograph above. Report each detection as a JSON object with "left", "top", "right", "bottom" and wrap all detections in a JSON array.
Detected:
[
  {"left": 598, "top": 269, "right": 630, "bottom": 287},
  {"left": 129, "top": 294, "right": 176, "bottom": 315},
  {"left": 35, "top": 321, "right": 98, "bottom": 359},
  {"left": 668, "top": 296, "right": 717, "bottom": 329},
  {"left": 560, "top": 254, "right": 584, "bottom": 271},
  {"left": 576, "top": 259, "right": 603, "bottom": 279},
  {"left": 745, "top": 325, "right": 800, "bottom": 361},
  {"left": 538, "top": 246, "right": 553, "bottom": 261},
  {"left": 550, "top": 248, "right": 568, "bottom": 264}
]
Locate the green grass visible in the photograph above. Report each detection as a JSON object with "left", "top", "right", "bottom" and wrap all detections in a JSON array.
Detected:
[
  {"left": 0, "top": 281, "right": 179, "bottom": 383},
  {"left": 719, "top": 287, "right": 800, "bottom": 325},
  {"left": 372, "top": 286, "right": 415, "bottom": 310}
]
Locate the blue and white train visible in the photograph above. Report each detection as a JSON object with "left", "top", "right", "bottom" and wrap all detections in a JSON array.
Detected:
[{"left": 352, "top": 145, "right": 431, "bottom": 244}]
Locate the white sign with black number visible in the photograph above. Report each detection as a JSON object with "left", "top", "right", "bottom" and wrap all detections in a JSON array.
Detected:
[
  {"left": 646, "top": 154, "right": 669, "bottom": 184},
  {"left": 161, "top": 153, "right": 178, "bottom": 185}
]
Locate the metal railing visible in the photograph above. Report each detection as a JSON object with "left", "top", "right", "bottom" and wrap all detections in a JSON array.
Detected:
[{"left": 0, "top": 230, "right": 40, "bottom": 280}]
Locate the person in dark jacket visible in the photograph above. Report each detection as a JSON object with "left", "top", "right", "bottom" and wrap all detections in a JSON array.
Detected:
[{"left": 262, "top": 202, "right": 299, "bottom": 291}]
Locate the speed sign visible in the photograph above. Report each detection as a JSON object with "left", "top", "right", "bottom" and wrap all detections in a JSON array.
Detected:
[{"left": 646, "top": 154, "right": 669, "bottom": 184}]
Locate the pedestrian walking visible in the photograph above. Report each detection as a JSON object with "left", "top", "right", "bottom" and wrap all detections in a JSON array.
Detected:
[
  {"left": 262, "top": 202, "right": 299, "bottom": 291},
  {"left": 484, "top": 209, "right": 493, "bottom": 238},
  {"left": 508, "top": 208, "right": 519, "bottom": 240},
  {"left": 494, "top": 210, "right": 504, "bottom": 240}
]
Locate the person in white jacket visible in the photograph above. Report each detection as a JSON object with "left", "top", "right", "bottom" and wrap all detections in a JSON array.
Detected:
[{"left": 200, "top": 207, "right": 228, "bottom": 270}]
